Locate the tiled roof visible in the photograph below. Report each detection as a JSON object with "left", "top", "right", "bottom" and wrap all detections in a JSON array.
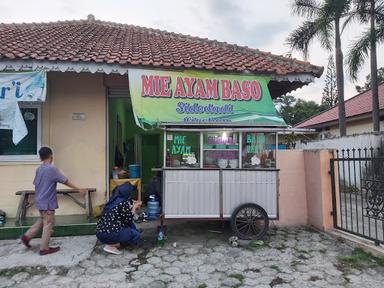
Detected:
[
  {"left": 295, "top": 83, "right": 384, "bottom": 128},
  {"left": 0, "top": 17, "right": 323, "bottom": 76}
]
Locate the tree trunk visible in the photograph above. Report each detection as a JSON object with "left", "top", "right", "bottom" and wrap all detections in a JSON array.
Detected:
[
  {"left": 370, "top": 0, "right": 380, "bottom": 132},
  {"left": 334, "top": 18, "right": 347, "bottom": 136}
]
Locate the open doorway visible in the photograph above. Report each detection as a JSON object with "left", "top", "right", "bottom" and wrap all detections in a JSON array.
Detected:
[{"left": 107, "top": 89, "right": 162, "bottom": 196}]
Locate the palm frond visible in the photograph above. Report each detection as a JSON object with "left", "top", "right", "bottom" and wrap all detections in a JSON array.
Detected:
[
  {"left": 353, "top": 0, "right": 370, "bottom": 21},
  {"left": 323, "top": 0, "right": 352, "bottom": 18},
  {"left": 347, "top": 29, "right": 371, "bottom": 81},
  {"left": 342, "top": 10, "right": 362, "bottom": 32},
  {"left": 286, "top": 18, "right": 333, "bottom": 59},
  {"left": 377, "top": 2, "right": 384, "bottom": 23},
  {"left": 376, "top": 23, "right": 384, "bottom": 41},
  {"left": 286, "top": 21, "right": 319, "bottom": 59},
  {"left": 291, "top": 0, "right": 321, "bottom": 18},
  {"left": 352, "top": 0, "right": 384, "bottom": 22},
  {"left": 316, "top": 17, "right": 334, "bottom": 50}
]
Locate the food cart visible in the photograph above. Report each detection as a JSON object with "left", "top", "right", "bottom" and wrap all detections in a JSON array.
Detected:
[
  {"left": 127, "top": 68, "right": 290, "bottom": 239},
  {"left": 159, "top": 127, "right": 280, "bottom": 239}
]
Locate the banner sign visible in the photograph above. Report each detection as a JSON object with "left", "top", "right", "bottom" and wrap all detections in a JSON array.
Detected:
[
  {"left": 0, "top": 71, "right": 46, "bottom": 102},
  {"left": 128, "top": 68, "right": 286, "bottom": 129},
  {"left": 0, "top": 71, "right": 47, "bottom": 144}
]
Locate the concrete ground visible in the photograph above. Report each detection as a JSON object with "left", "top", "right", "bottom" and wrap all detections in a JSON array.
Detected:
[{"left": 0, "top": 222, "right": 383, "bottom": 288}]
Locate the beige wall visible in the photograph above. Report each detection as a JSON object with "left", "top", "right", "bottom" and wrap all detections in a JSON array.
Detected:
[
  {"left": 328, "top": 118, "right": 384, "bottom": 136},
  {"left": 0, "top": 72, "right": 107, "bottom": 217}
]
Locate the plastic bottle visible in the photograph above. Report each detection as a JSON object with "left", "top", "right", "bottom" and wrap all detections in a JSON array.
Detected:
[{"left": 156, "top": 228, "right": 165, "bottom": 246}]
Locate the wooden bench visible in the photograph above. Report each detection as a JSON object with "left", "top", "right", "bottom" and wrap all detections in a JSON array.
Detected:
[{"left": 15, "top": 188, "right": 96, "bottom": 224}]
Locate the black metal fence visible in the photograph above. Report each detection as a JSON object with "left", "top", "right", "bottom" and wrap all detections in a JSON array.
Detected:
[{"left": 330, "top": 148, "right": 384, "bottom": 245}]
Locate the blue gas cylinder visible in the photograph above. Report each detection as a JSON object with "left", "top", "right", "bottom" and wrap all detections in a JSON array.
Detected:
[{"left": 147, "top": 195, "right": 160, "bottom": 220}]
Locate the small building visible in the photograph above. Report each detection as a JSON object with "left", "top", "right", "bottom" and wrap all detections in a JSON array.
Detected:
[
  {"left": 0, "top": 16, "right": 328, "bottom": 232},
  {"left": 295, "top": 83, "right": 384, "bottom": 137}
]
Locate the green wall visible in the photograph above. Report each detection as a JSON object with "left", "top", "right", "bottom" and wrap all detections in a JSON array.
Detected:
[{"left": 108, "top": 97, "right": 163, "bottom": 184}]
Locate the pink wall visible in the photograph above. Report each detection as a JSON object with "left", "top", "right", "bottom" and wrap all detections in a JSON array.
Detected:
[
  {"left": 275, "top": 149, "right": 334, "bottom": 230},
  {"left": 304, "top": 150, "right": 334, "bottom": 230},
  {"left": 275, "top": 150, "right": 308, "bottom": 226}
]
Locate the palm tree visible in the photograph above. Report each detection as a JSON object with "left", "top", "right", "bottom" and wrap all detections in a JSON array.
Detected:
[
  {"left": 287, "top": 0, "right": 352, "bottom": 136},
  {"left": 346, "top": 0, "right": 384, "bottom": 132}
]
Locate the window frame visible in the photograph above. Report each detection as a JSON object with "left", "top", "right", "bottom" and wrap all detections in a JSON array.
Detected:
[
  {"left": 0, "top": 102, "right": 42, "bottom": 162},
  {"left": 164, "top": 130, "right": 201, "bottom": 168},
  {"left": 240, "top": 132, "right": 277, "bottom": 169},
  {"left": 202, "top": 131, "right": 241, "bottom": 169}
]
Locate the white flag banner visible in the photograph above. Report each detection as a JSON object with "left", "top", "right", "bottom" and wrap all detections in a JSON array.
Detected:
[
  {"left": 0, "top": 71, "right": 46, "bottom": 144},
  {"left": 0, "top": 100, "right": 28, "bottom": 144}
]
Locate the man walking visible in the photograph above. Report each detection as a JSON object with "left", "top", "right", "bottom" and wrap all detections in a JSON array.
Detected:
[{"left": 21, "top": 146, "right": 86, "bottom": 255}]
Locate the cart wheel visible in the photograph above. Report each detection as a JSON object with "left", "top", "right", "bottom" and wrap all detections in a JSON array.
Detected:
[{"left": 230, "top": 203, "right": 269, "bottom": 240}]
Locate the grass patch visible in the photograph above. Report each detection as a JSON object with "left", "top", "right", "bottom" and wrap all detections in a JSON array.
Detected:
[
  {"left": 293, "top": 246, "right": 310, "bottom": 254},
  {"left": 0, "top": 266, "right": 47, "bottom": 278},
  {"left": 378, "top": 256, "right": 384, "bottom": 267},
  {"left": 270, "top": 265, "right": 281, "bottom": 272},
  {"left": 337, "top": 247, "right": 382, "bottom": 269},
  {"left": 340, "top": 183, "right": 359, "bottom": 194},
  {"left": 229, "top": 273, "right": 245, "bottom": 283},
  {"left": 245, "top": 240, "right": 270, "bottom": 251},
  {"left": 197, "top": 284, "right": 207, "bottom": 288}
]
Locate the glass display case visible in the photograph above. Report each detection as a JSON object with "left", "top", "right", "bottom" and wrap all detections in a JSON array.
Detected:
[{"left": 164, "top": 130, "right": 277, "bottom": 169}]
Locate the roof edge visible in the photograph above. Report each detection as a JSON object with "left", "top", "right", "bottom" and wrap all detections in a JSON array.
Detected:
[
  {"left": 295, "top": 82, "right": 384, "bottom": 128},
  {"left": 0, "top": 59, "right": 319, "bottom": 82}
]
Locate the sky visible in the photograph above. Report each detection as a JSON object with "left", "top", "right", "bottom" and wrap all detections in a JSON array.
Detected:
[{"left": 1, "top": 0, "right": 383, "bottom": 103}]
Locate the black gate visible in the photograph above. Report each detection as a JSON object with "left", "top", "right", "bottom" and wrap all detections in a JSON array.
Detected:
[{"left": 330, "top": 148, "right": 384, "bottom": 245}]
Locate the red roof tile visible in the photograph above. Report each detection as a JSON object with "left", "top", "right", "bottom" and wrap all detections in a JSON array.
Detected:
[
  {"left": 295, "top": 83, "right": 384, "bottom": 128},
  {"left": 0, "top": 18, "right": 323, "bottom": 76}
]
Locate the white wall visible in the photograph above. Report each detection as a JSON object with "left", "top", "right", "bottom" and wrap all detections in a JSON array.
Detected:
[
  {"left": 296, "top": 132, "right": 383, "bottom": 187},
  {"left": 296, "top": 132, "right": 383, "bottom": 151}
]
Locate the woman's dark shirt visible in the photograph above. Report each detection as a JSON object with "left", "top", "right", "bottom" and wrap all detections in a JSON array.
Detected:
[{"left": 96, "top": 200, "right": 133, "bottom": 233}]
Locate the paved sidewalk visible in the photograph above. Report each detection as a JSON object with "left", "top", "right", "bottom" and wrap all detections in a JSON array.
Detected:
[
  {"left": 0, "top": 223, "right": 383, "bottom": 288},
  {"left": 0, "top": 236, "right": 96, "bottom": 270}
]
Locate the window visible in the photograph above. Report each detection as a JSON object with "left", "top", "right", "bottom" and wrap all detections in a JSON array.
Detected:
[
  {"left": 203, "top": 132, "right": 240, "bottom": 168},
  {"left": 165, "top": 131, "right": 200, "bottom": 168},
  {"left": 0, "top": 102, "right": 41, "bottom": 161},
  {"left": 241, "top": 132, "right": 276, "bottom": 168}
]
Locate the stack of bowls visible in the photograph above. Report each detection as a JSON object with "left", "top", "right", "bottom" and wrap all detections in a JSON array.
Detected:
[{"left": 217, "top": 159, "right": 228, "bottom": 169}]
